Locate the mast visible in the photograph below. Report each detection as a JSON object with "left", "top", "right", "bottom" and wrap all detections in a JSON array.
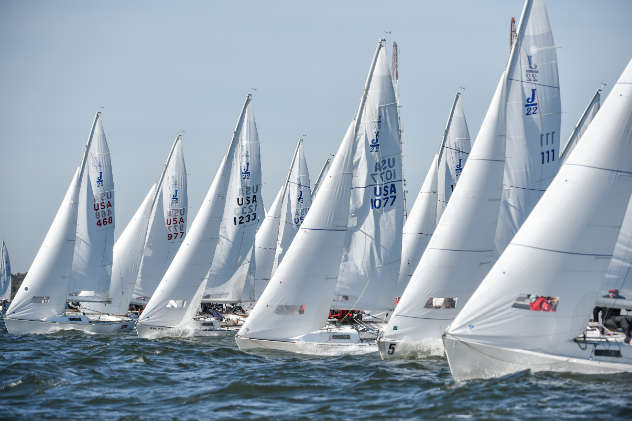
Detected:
[
  {"left": 78, "top": 112, "right": 101, "bottom": 182},
  {"left": 560, "top": 89, "right": 601, "bottom": 162},
  {"left": 436, "top": 92, "right": 461, "bottom": 167}
]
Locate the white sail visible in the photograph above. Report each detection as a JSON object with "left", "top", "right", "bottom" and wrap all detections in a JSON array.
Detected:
[
  {"left": 238, "top": 121, "right": 356, "bottom": 341},
  {"left": 382, "top": 72, "right": 508, "bottom": 355},
  {"left": 253, "top": 139, "right": 312, "bottom": 299},
  {"left": 436, "top": 93, "right": 472, "bottom": 221},
  {"left": 6, "top": 114, "right": 100, "bottom": 320},
  {"left": 70, "top": 117, "right": 115, "bottom": 301},
  {"left": 395, "top": 154, "right": 438, "bottom": 296},
  {"left": 272, "top": 139, "right": 312, "bottom": 274},
  {"left": 253, "top": 189, "right": 283, "bottom": 300},
  {"left": 138, "top": 96, "right": 253, "bottom": 329},
  {"left": 203, "top": 99, "right": 263, "bottom": 303},
  {"left": 134, "top": 137, "right": 188, "bottom": 301},
  {"left": 333, "top": 41, "right": 404, "bottom": 312},
  {"left": 495, "top": 0, "right": 561, "bottom": 253},
  {"left": 560, "top": 89, "right": 601, "bottom": 163},
  {"left": 445, "top": 59, "right": 632, "bottom": 379},
  {"left": 1, "top": 242, "right": 12, "bottom": 302},
  {"left": 105, "top": 184, "right": 157, "bottom": 315},
  {"left": 311, "top": 156, "right": 332, "bottom": 200}
]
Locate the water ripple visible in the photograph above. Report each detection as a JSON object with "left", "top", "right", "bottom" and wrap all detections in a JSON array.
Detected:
[{"left": 1, "top": 325, "right": 631, "bottom": 420}]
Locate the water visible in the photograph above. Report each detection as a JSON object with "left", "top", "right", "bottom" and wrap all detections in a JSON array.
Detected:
[{"left": 1, "top": 324, "right": 631, "bottom": 420}]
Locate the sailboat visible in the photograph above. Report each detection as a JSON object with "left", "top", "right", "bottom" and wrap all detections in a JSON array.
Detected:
[
  {"left": 396, "top": 92, "right": 472, "bottom": 296},
  {"left": 379, "top": 73, "right": 508, "bottom": 359},
  {"left": 495, "top": 0, "right": 561, "bottom": 253},
  {"left": 560, "top": 88, "right": 601, "bottom": 163},
  {"left": 253, "top": 138, "right": 311, "bottom": 299},
  {"left": 237, "top": 39, "right": 401, "bottom": 355},
  {"left": 136, "top": 95, "right": 261, "bottom": 338},
  {"left": 443, "top": 58, "right": 632, "bottom": 380},
  {"left": 0, "top": 242, "right": 11, "bottom": 313},
  {"left": 5, "top": 113, "right": 132, "bottom": 334}
]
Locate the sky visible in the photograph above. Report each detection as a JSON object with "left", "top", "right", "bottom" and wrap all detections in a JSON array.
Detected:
[{"left": 1, "top": 0, "right": 631, "bottom": 272}]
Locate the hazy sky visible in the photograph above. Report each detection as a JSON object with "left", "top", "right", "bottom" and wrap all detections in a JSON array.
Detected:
[{"left": 1, "top": 0, "right": 631, "bottom": 272}]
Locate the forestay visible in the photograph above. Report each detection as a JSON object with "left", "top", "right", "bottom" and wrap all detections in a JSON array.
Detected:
[
  {"left": 204, "top": 99, "right": 263, "bottom": 303},
  {"left": 436, "top": 93, "right": 472, "bottom": 221},
  {"left": 138, "top": 96, "right": 253, "bottom": 329},
  {"left": 7, "top": 114, "right": 100, "bottom": 320},
  {"left": 134, "top": 137, "right": 188, "bottom": 301},
  {"left": 448, "top": 59, "right": 632, "bottom": 351},
  {"left": 384, "top": 72, "right": 508, "bottom": 348},
  {"left": 495, "top": 0, "right": 561, "bottom": 253},
  {"left": 395, "top": 154, "right": 438, "bottom": 296},
  {"left": 334, "top": 42, "right": 404, "bottom": 312},
  {"left": 1, "top": 242, "right": 11, "bottom": 302},
  {"left": 70, "top": 117, "right": 115, "bottom": 301}
]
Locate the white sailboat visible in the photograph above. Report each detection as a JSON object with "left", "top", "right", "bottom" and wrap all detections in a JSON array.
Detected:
[
  {"left": 136, "top": 95, "right": 260, "bottom": 338},
  {"left": 495, "top": 0, "right": 561, "bottom": 253},
  {"left": 237, "top": 40, "right": 401, "bottom": 355},
  {"left": 443, "top": 58, "right": 632, "bottom": 380},
  {"left": 380, "top": 72, "right": 508, "bottom": 359},
  {"left": 0, "top": 242, "right": 11, "bottom": 312},
  {"left": 560, "top": 88, "right": 601, "bottom": 163},
  {"left": 132, "top": 136, "right": 187, "bottom": 306},
  {"left": 395, "top": 92, "right": 472, "bottom": 296},
  {"left": 5, "top": 113, "right": 132, "bottom": 334},
  {"left": 253, "top": 138, "right": 311, "bottom": 299}
]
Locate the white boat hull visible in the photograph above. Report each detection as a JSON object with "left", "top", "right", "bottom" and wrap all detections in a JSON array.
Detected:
[
  {"left": 136, "top": 318, "right": 236, "bottom": 339},
  {"left": 443, "top": 333, "right": 632, "bottom": 381},
  {"left": 236, "top": 326, "right": 378, "bottom": 356},
  {"left": 4, "top": 314, "right": 134, "bottom": 335},
  {"left": 377, "top": 337, "right": 445, "bottom": 360}
]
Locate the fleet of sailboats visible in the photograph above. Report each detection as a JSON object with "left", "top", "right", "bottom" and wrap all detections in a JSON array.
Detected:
[{"left": 3, "top": 0, "right": 632, "bottom": 381}]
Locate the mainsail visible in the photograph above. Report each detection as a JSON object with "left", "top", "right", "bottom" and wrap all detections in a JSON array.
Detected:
[
  {"left": 333, "top": 41, "right": 404, "bottom": 312},
  {"left": 0, "top": 242, "right": 11, "bottom": 302},
  {"left": 7, "top": 113, "right": 100, "bottom": 320},
  {"left": 134, "top": 136, "right": 188, "bottom": 301},
  {"left": 70, "top": 117, "right": 115, "bottom": 301},
  {"left": 495, "top": 0, "right": 561, "bottom": 253},
  {"left": 203, "top": 98, "right": 263, "bottom": 303}
]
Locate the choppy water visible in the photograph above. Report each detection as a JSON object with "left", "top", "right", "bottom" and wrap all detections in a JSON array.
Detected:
[{"left": 1, "top": 321, "right": 631, "bottom": 420}]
